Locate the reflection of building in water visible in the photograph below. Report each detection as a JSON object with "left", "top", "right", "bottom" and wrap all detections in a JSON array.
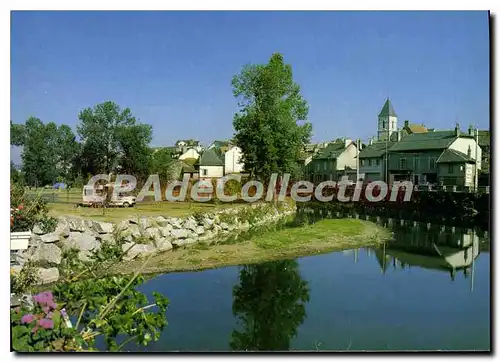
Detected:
[{"left": 374, "top": 225, "right": 480, "bottom": 288}]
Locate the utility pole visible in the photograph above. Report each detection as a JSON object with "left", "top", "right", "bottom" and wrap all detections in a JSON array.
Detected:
[
  {"left": 475, "top": 127, "right": 479, "bottom": 192},
  {"left": 356, "top": 138, "right": 360, "bottom": 181},
  {"left": 385, "top": 122, "right": 389, "bottom": 184}
]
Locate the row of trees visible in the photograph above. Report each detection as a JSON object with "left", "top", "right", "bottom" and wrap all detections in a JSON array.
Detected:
[
  {"left": 11, "top": 52, "right": 312, "bottom": 187},
  {"left": 11, "top": 102, "right": 173, "bottom": 187}
]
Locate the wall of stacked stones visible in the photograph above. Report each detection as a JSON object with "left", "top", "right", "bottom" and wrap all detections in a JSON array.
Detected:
[{"left": 12, "top": 202, "right": 295, "bottom": 285}]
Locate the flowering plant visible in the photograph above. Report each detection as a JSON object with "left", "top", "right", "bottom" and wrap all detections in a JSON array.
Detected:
[
  {"left": 11, "top": 291, "right": 83, "bottom": 352},
  {"left": 10, "top": 185, "right": 56, "bottom": 233}
]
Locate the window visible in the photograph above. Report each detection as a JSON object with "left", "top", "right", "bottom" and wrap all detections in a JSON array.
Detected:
[
  {"left": 316, "top": 163, "right": 320, "bottom": 171},
  {"left": 202, "top": 169, "right": 208, "bottom": 176},
  {"left": 324, "top": 162, "right": 327, "bottom": 171},
  {"left": 361, "top": 159, "right": 365, "bottom": 166},
  {"left": 368, "top": 159, "right": 372, "bottom": 166},
  {"left": 414, "top": 157, "right": 419, "bottom": 169},
  {"left": 382, "top": 121, "right": 386, "bottom": 129},
  {"left": 429, "top": 158, "right": 435, "bottom": 169},
  {"left": 400, "top": 158, "right": 407, "bottom": 169},
  {"left": 460, "top": 165, "right": 464, "bottom": 171},
  {"left": 448, "top": 164, "right": 454, "bottom": 173},
  {"left": 376, "top": 158, "right": 380, "bottom": 166}
]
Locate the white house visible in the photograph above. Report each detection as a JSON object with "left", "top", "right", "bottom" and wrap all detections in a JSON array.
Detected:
[
  {"left": 198, "top": 149, "right": 224, "bottom": 178},
  {"left": 179, "top": 148, "right": 200, "bottom": 161},
  {"left": 224, "top": 146, "right": 244, "bottom": 174}
]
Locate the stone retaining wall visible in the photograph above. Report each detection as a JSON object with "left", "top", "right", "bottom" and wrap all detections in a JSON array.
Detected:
[{"left": 12, "top": 202, "right": 295, "bottom": 285}]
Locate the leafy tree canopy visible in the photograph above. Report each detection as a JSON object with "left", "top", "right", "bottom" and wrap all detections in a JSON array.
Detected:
[{"left": 232, "top": 53, "right": 312, "bottom": 180}]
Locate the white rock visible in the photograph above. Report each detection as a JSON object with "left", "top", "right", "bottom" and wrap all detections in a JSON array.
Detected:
[
  {"left": 29, "top": 243, "right": 62, "bottom": 265},
  {"left": 155, "top": 216, "right": 169, "bottom": 227},
  {"left": 36, "top": 267, "right": 60, "bottom": 285},
  {"left": 40, "top": 232, "right": 61, "bottom": 244},
  {"left": 93, "top": 221, "right": 114, "bottom": 234},
  {"left": 32, "top": 224, "right": 45, "bottom": 235},
  {"left": 63, "top": 232, "right": 100, "bottom": 251},
  {"left": 160, "top": 224, "right": 173, "bottom": 237},
  {"left": 183, "top": 218, "right": 198, "bottom": 231},
  {"left": 195, "top": 226, "right": 205, "bottom": 235},
  {"left": 143, "top": 228, "right": 162, "bottom": 240},
  {"left": 171, "top": 229, "right": 188, "bottom": 239},
  {"left": 122, "top": 242, "right": 156, "bottom": 260},
  {"left": 155, "top": 238, "right": 173, "bottom": 251}
]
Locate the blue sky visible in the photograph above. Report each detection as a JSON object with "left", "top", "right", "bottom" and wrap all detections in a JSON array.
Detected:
[{"left": 11, "top": 11, "right": 489, "bottom": 162}]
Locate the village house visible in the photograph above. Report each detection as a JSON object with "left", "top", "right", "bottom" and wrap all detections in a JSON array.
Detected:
[
  {"left": 178, "top": 148, "right": 200, "bottom": 161},
  {"left": 387, "top": 124, "right": 482, "bottom": 188},
  {"left": 198, "top": 148, "right": 224, "bottom": 178},
  {"left": 358, "top": 140, "right": 395, "bottom": 182},
  {"left": 224, "top": 145, "right": 244, "bottom": 174},
  {"left": 305, "top": 139, "right": 358, "bottom": 183}
]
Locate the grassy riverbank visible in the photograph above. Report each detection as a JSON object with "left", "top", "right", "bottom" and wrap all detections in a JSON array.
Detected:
[{"left": 116, "top": 218, "right": 391, "bottom": 275}]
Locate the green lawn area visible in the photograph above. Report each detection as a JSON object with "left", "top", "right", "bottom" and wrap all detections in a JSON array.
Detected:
[
  {"left": 116, "top": 218, "right": 391, "bottom": 275},
  {"left": 47, "top": 201, "right": 242, "bottom": 222},
  {"left": 24, "top": 188, "right": 245, "bottom": 221}
]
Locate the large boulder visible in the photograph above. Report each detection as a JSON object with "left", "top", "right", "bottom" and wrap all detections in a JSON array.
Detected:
[
  {"left": 122, "top": 242, "right": 157, "bottom": 260},
  {"left": 202, "top": 217, "right": 215, "bottom": 229},
  {"left": 171, "top": 229, "right": 188, "bottom": 240},
  {"left": 36, "top": 267, "right": 60, "bottom": 285},
  {"left": 40, "top": 232, "right": 62, "bottom": 244},
  {"left": 143, "top": 227, "right": 162, "bottom": 241},
  {"left": 96, "top": 233, "right": 115, "bottom": 244},
  {"left": 54, "top": 220, "right": 70, "bottom": 238},
  {"left": 29, "top": 234, "right": 42, "bottom": 247},
  {"left": 160, "top": 224, "right": 173, "bottom": 237},
  {"left": 66, "top": 217, "right": 88, "bottom": 232},
  {"left": 116, "top": 219, "right": 131, "bottom": 232},
  {"left": 139, "top": 218, "right": 156, "bottom": 230},
  {"left": 168, "top": 218, "right": 183, "bottom": 229},
  {"left": 155, "top": 238, "right": 173, "bottom": 252},
  {"left": 92, "top": 221, "right": 114, "bottom": 234},
  {"left": 32, "top": 224, "right": 45, "bottom": 235},
  {"left": 183, "top": 217, "right": 198, "bottom": 232},
  {"left": 63, "top": 232, "right": 100, "bottom": 251},
  {"left": 118, "top": 224, "right": 141, "bottom": 241},
  {"left": 29, "top": 243, "right": 62, "bottom": 265},
  {"left": 155, "top": 216, "right": 169, "bottom": 227}
]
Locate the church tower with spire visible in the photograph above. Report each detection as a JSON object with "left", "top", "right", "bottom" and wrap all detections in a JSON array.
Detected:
[{"left": 377, "top": 98, "right": 398, "bottom": 141}]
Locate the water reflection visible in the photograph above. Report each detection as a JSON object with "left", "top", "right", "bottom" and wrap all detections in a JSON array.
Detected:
[{"left": 230, "top": 260, "right": 310, "bottom": 351}]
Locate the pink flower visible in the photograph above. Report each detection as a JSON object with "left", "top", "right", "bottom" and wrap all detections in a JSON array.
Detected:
[
  {"left": 21, "top": 314, "right": 35, "bottom": 324},
  {"left": 38, "top": 319, "right": 54, "bottom": 329}
]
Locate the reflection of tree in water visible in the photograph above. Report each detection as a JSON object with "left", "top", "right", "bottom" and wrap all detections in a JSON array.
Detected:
[{"left": 230, "top": 260, "right": 310, "bottom": 351}]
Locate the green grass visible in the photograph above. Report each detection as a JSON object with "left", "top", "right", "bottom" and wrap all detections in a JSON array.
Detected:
[
  {"left": 46, "top": 200, "right": 241, "bottom": 222},
  {"left": 252, "top": 219, "right": 365, "bottom": 249}
]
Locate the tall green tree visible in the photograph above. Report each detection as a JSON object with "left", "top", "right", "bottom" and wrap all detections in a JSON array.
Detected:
[
  {"left": 18, "top": 117, "right": 60, "bottom": 186},
  {"left": 230, "top": 260, "right": 310, "bottom": 351},
  {"left": 232, "top": 53, "right": 312, "bottom": 180},
  {"left": 116, "top": 123, "right": 153, "bottom": 180},
  {"left": 55, "top": 124, "right": 80, "bottom": 182},
  {"left": 10, "top": 120, "right": 26, "bottom": 146},
  {"left": 149, "top": 147, "right": 175, "bottom": 181},
  {"left": 77, "top": 101, "right": 152, "bottom": 176}
]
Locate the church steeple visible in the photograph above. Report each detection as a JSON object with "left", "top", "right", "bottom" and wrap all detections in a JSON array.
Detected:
[
  {"left": 378, "top": 99, "right": 397, "bottom": 117},
  {"left": 377, "top": 98, "right": 398, "bottom": 141}
]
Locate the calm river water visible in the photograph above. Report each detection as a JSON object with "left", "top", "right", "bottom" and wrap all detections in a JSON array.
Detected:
[{"left": 127, "top": 220, "right": 490, "bottom": 351}]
